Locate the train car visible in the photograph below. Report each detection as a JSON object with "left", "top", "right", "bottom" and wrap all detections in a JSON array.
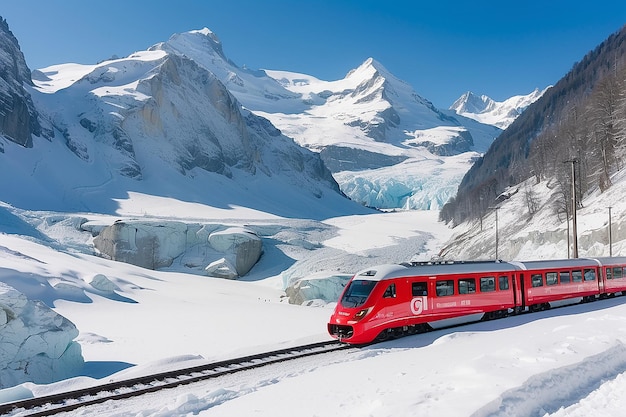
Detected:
[
  {"left": 593, "top": 256, "right": 626, "bottom": 296},
  {"left": 329, "top": 257, "right": 626, "bottom": 345},
  {"left": 510, "top": 258, "right": 602, "bottom": 311},
  {"left": 327, "top": 261, "right": 522, "bottom": 344}
]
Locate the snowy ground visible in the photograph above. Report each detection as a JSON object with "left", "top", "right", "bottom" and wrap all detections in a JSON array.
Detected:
[{"left": 1, "top": 196, "right": 626, "bottom": 416}]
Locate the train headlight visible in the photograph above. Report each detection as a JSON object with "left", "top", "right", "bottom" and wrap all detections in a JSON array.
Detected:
[{"left": 353, "top": 308, "right": 371, "bottom": 322}]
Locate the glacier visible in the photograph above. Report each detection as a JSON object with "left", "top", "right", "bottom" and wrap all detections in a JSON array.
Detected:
[{"left": 0, "top": 282, "right": 84, "bottom": 388}]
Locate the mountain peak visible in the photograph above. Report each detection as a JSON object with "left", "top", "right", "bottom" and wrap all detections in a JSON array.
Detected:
[
  {"left": 188, "top": 27, "right": 222, "bottom": 46},
  {"left": 450, "top": 91, "right": 494, "bottom": 114},
  {"left": 346, "top": 57, "right": 391, "bottom": 80},
  {"left": 450, "top": 88, "right": 547, "bottom": 129},
  {"left": 157, "top": 27, "right": 228, "bottom": 63}
]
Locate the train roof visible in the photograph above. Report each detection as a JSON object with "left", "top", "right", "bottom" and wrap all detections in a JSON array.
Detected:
[
  {"left": 509, "top": 258, "right": 599, "bottom": 270},
  {"left": 351, "top": 257, "right": 626, "bottom": 282},
  {"left": 587, "top": 256, "right": 626, "bottom": 266},
  {"left": 352, "top": 261, "right": 519, "bottom": 281}
]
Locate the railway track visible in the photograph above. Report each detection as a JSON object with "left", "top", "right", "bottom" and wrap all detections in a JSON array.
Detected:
[{"left": 0, "top": 340, "right": 351, "bottom": 417}]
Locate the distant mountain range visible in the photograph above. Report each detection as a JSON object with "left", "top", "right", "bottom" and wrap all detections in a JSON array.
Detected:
[
  {"left": 450, "top": 88, "right": 548, "bottom": 129},
  {"left": 0, "top": 21, "right": 543, "bottom": 213},
  {"left": 155, "top": 28, "right": 535, "bottom": 209}
]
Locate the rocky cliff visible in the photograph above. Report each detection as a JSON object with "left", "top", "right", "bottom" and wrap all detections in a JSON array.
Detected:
[{"left": 0, "top": 18, "right": 43, "bottom": 148}]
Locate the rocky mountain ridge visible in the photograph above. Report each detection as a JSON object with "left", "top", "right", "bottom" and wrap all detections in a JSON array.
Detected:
[{"left": 0, "top": 18, "right": 44, "bottom": 148}]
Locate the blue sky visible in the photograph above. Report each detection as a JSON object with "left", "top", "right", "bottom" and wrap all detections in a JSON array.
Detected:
[{"left": 2, "top": 0, "right": 625, "bottom": 107}]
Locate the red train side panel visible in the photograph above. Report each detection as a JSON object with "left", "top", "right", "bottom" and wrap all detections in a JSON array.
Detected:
[{"left": 328, "top": 262, "right": 521, "bottom": 344}]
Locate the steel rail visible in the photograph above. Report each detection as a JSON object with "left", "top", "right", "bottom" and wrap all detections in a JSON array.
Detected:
[{"left": 1, "top": 340, "right": 351, "bottom": 417}]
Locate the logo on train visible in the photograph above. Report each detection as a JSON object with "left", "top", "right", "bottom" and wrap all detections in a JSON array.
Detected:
[{"left": 410, "top": 296, "right": 428, "bottom": 315}]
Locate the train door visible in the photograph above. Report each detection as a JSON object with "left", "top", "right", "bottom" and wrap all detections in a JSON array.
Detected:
[
  {"left": 428, "top": 277, "right": 437, "bottom": 312},
  {"left": 511, "top": 272, "right": 518, "bottom": 307},
  {"left": 598, "top": 266, "right": 605, "bottom": 294},
  {"left": 518, "top": 273, "right": 526, "bottom": 310}
]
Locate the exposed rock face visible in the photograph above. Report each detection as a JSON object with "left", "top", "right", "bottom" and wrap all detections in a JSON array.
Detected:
[
  {"left": 0, "top": 18, "right": 42, "bottom": 147},
  {"left": 410, "top": 128, "right": 474, "bottom": 156},
  {"left": 131, "top": 54, "right": 254, "bottom": 177},
  {"left": 0, "top": 282, "right": 84, "bottom": 388},
  {"left": 320, "top": 145, "right": 408, "bottom": 172}
]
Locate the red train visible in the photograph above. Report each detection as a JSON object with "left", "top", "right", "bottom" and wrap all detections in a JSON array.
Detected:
[{"left": 328, "top": 257, "right": 626, "bottom": 344}]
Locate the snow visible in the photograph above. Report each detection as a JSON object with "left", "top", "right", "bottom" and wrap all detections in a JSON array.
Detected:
[{"left": 2, "top": 172, "right": 626, "bottom": 416}]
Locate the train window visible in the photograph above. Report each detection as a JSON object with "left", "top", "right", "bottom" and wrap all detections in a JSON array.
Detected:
[
  {"left": 480, "top": 276, "right": 496, "bottom": 292},
  {"left": 614, "top": 267, "right": 623, "bottom": 279},
  {"left": 383, "top": 283, "right": 396, "bottom": 298},
  {"left": 531, "top": 274, "right": 543, "bottom": 287},
  {"left": 546, "top": 272, "right": 558, "bottom": 286},
  {"left": 499, "top": 275, "right": 510, "bottom": 290},
  {"left": 340, "top": 280, "right": 377, "bottom": 308},
  {"left": 572, "top": 270, "right": 583, "bottom": 282},
  {"left": 436, "top": 280, "right": 454, "bottom": 297},
  {"left": 560, "top": 271, "right": 571, "bottom": 284},
  {"left": 412, "top": 282, "right": 428, "bottom": 296},
  {"left": 458, "top": 278, "right": 476, "bottom": 294},
  {"left": 584, "top": 268, "right": 596, "bottom": 281},
  {"left": 606, "top": 268, "right": 613, "bottom": 280}
]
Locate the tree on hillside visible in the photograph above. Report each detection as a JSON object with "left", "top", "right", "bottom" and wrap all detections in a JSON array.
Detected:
[{"left": 588, "top": 73, "right": 621, "bottom": 190}]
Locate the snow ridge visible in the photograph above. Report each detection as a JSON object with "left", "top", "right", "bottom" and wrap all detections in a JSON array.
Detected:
[{"left": 472, "top": 342, "right": 626, "bottom": 417}]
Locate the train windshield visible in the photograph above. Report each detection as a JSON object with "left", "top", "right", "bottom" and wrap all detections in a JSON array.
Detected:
[{"left": 340, "top": 280, "right": 377, "bottom": 308}]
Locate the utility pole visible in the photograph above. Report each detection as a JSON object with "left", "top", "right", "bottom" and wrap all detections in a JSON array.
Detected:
[
  {"left": 488, "top": 207, "right": 500, "bottom": 260},
  {"left": 609, "top": 206, "right": 613, "bottom": 257},
  {"left": 563, "top": 159, "right": 579, "bottom": 258}
]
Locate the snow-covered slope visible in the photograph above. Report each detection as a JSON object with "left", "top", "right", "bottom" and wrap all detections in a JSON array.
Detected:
[
  {"left": 2, "top": 194, "right": 626, "bottom": 415},
  {"left": 153, "top": 28, "right": 504, "bottom": 210},
  {"left": 441, "top": 166, "right": 626, "bottom": 262},
  {"left": 450, "top": 87, "right": 549, "bottom": 129}
]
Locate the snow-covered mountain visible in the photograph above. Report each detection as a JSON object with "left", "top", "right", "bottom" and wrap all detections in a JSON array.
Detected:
[
  {"left": 450, "top": 88, "right": 549, "bottom": 129},
  {"left": 2, "top": 24, "right": 535, "bottom": 212},
  {"left": 153, "top": 28, "right": 505, "bottom": 210},
  {"left": 1, "top": 26, "right": 366, "bottom": 220}
]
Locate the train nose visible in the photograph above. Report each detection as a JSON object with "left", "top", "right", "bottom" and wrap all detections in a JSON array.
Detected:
[{"left": 328, "top": 324, "right": 354, "bottom": 340}]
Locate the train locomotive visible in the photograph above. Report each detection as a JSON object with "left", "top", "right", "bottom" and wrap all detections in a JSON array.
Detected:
[{"left": 327, "top": 257, "right": 626, "bottom": 344}]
